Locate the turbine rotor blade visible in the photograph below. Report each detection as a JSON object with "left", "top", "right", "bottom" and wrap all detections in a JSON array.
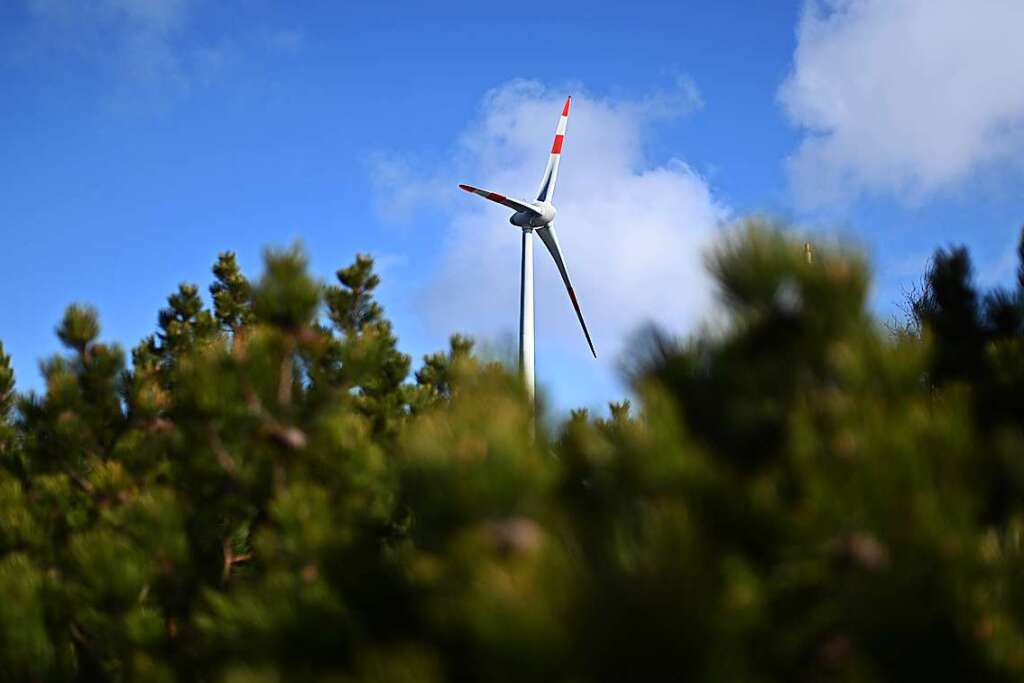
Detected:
[
  {"left": 458, "top": 184, "right": 539, "bottom": 215},
  {"left": 535, "top": 96, "right": 571, "bottom": 203},
  {"left": 536, "top": 223, "right": 596, "bottom": 358}
]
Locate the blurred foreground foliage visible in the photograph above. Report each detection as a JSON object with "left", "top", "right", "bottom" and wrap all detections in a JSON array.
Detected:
[{"left": 3, "top": 221, "right": 1024, "bottom": 682}]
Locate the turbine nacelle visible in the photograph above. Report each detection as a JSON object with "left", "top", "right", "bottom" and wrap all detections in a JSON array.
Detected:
[{"left": 510, "top": 203, "right": 556, "bottom": 228}]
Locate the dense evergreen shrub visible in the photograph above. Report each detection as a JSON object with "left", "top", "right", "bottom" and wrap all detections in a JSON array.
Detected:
[{"left": 2, "top": 221, "right": 1024, "bottom": 682}]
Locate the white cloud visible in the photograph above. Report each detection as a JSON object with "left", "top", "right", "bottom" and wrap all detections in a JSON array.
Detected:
[
  {"left": 368, "top": 155, "right": 452, "bottom": 226},
  {"left": 376, "top": 80, "right": 728, "bottom": 375},
  {"left": 28, "top": 0, "right": 186, "bottom": 27},
  {"left": 23, "top": 0, "right": 197, "bottom": 97},
  {"left": 94, "top": 0, "right": 192, "bottom": 33},
  {"left": 19, "top": 0, "right": 301, "bottom": 104},
  {"left": 779, "top": 0, "right": 1024, "bottom": 206}
]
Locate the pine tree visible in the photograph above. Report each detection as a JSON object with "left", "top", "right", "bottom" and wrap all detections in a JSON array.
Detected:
[
  {"left": 210, "top": 251, "right": 254, "bottom": 334},
  {"left": 0, "top": 341, "right": 15, "bottom": 465},
  {"left": 413, "top": 333, "right": 475, "bottom": 407},
  {"left": 903, "top": 227, "right": 1024, "bottom": 524},
  {"left": 157, "top": 283, "right": 218, "bottom": 364},
  {"left": 18, "top": 305, "right": 126, "bottom": 477},
  {"left": 0, "top": 342, "right": 13, "bottom": 427},
  {"left": 323, "top": 253, "right": 411, "bottom": 436},
  {"left": 325, "top": 254, "right": 383, "bottom": 336}
]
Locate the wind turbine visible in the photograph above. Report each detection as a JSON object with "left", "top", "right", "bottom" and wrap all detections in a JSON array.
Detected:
[{"left": 459, "top": 96, "right": 596, "bottom": 400}]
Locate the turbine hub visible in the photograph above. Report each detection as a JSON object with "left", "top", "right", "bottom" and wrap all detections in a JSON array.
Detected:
[{"left": 536, "top": 203, "right": 557, "bottom": 225}]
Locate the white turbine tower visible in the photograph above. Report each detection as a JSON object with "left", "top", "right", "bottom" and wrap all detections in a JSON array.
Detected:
[{"left": 459, "top": 96, "right": 596, "bottom": 400}]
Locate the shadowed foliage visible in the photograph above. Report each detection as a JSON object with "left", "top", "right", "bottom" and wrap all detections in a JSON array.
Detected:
[{"left": 2, "top": 220, "right": 1024, "bottom": 682}]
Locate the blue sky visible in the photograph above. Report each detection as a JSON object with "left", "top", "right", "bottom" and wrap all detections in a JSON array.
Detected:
[{"left": 1, "top": 0, "right": 1022, "bottom": 415}]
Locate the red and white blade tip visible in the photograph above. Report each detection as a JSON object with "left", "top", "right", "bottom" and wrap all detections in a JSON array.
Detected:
[
  {"left": 562, "top": 96, "right": 571, "bottom": 116},
  {"left": 459, "top": 183, "right": 506, "bottom": 201}
]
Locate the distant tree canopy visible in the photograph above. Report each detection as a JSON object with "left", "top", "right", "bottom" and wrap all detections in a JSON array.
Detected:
[{"left": 2, "top": 221, "right": 1024, "bottom": 682}]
